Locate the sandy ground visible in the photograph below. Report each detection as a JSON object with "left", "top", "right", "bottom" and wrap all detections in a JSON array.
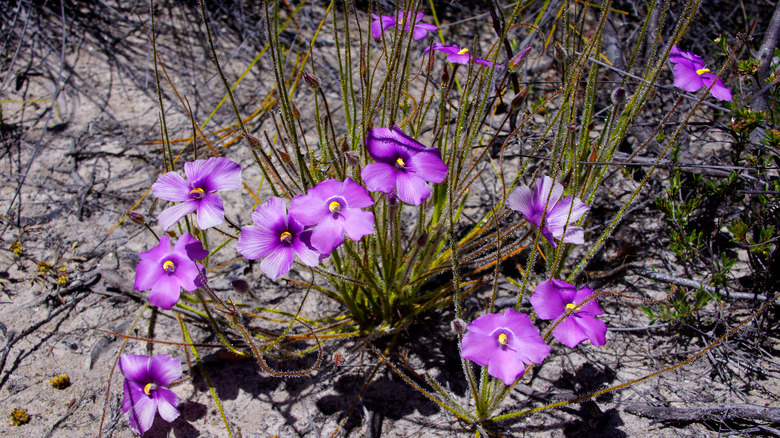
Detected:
[{"left": 1, "top": 1, "right": 778, "bottom": 437}]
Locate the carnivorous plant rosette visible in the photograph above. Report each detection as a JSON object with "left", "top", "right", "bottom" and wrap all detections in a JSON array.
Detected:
[
  {"left": 668, "top": 45, "right": 732, "bottom": 101},
  {"left": 152, "top": 157, "right": 242, "bottom": 230},
  {"left": 362, "top": 125, "right": 448, "bottom": 206},
  {"left": 461, "top": 308, "right": 551, "bottom": 385},
  {"left": 120, "top": 354, "right": 182, "bottom": 435},
  {"left": 530, "top": 279, "right": 607, "bottom": 348},
  {"left": 236, "top": 197, "right": 323, "bottom": 279},
  {"left": 288, "top": 178, "right": 375, "bottom": 255},
  {"left": 507, "top": 176, "right": 589, "bottom": 247},
  {"left": 133, "top": 233, "right": 208, "bottom": 309}
]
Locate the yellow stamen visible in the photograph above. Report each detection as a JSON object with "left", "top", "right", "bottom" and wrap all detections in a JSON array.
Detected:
[
  {"left": 696, "top": 68, "right": 710, "bottom": 75},
  {"left": 457, "top": 48, "right": 469, "bottom": 55},
  {"left": 280, "top": 231, "right": 292, "bottom": 242},
  {"left": 144, "top": 383, "right": 154, "bottom": 395},
  {"left": 498, "top": 333, "right": 508, "bottom": 345},
  {"left": 190, "top": 187, "right": 205, "bottom": 196},
  {"left": 329, "top": 201, "right": 341, "bottom": 213},
  {"left": 163, "top": 260, "right": 175, "bottom": 272},
  {"left": 566, "top": 303, "right": 577, "bottom": 312},
  {"left": 396, "top": 157, "right": 405, "bottom": 167}
]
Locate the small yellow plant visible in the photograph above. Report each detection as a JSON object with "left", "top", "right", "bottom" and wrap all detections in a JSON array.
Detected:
[
  {"left": 50, "top": 374, "right": 71, "bottom": 389},
  {"left": 10, "top": 408, "right": 29, "bottom": 426}
]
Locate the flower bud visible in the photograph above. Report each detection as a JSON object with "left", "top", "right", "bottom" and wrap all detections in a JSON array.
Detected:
[
  {"left": 553, "top": 43, "right": 567, "bottom": 63},
  {"left": 510, "top": 87, "right": 529, "bottom": 110},
  {"left": 302, "top": 71, "right": 320, "bottom": 89},
  {"left": 291, "top": 102, "right": 300, "bottom": 120},
  {"left": 611, "top": 87, "right": 626, "bottom": 104},
  {"left": 508, "top": 46, "right": 532, "bottom": 71},
  {"left": 450, "top": 318, "right": 467, "bottom": 335},
  {"left": 231, "top": 279, "right": 250, "bottom": 293},
  {"left": 344, "top": 151, "right": 360, "bottom": 166},
  {"left": 386, "top": 193, "right": 399, "bottom": 207},
  {"left": 126, "top": 210, "right": 146, "bottom": 225},
  {"left": 441, "top": 64, "right": 450, "bottom": 84},
  {"left": 416, "top": 232, "right": 428, "bottom": 247}
]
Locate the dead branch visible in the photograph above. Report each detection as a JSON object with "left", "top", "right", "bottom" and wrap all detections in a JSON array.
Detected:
[{"left": 625, "top": 403, "right": 780, "bottom": 423}]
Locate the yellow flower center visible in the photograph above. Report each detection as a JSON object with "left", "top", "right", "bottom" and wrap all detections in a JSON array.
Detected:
[
  {"left": 396, "top": 157, "right": 405, "bottom": 167},
  {"left": 457, "top": 48, "right": 469, "bottom": 55},
  {"left": 143, "top": 383, "right": 155, "bottom": 395},
  {"left": 329, "top": 201, "right": 341, "bottom": 213},
  {"left": 696, "top": 68, "right": 710, "bottom": 75},
  {"left": 280, "top": 231, "right": 292, "bottom": 243},
  {"left": 498, "top": 333, "right": 508, "bottom": 345},
  {"left": 566, "top": 303, "right": 578, "bottom": 312},
  {"left": 190, "top": 187, "right": 205, "bottom": 199},
  {"left": 163, "top": 260, "right": 175, "bottom": 272}
]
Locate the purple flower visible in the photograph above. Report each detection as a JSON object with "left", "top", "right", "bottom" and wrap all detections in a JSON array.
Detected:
[
  {"left": 236, "top": 197, "right": 323, "bottom": 278},
  {"left": 134, "top": 233, "right": 208, "bottom": 309},
  {"left": 361, "top": 126, "right": 448, "bottom": 205},
  {"left": 669, "top": 45, "right": 732, "bottom": 101},
  {"left": 423, "top": 42, "right": 500, "bottom": 68},
  {"left": 371, "top": 10, "right": 438, "bottom": 40},
  {"left": 461, "top": 308, "right": 550, "bottom": 385},
  {"left": 506, "top": 176, "right": 589, "bottom": 248},
  {"left": 288, "top": 178, "right": 375, "bottom": 255},
  {"left": 152, "top": 157, "right": 242, "bottom": 231},
  {"left": 120, "top": 354, "right": 182, "bottom": 435},
  {"left": 530, "top": 279, "right": 607, "bottom": 348}
]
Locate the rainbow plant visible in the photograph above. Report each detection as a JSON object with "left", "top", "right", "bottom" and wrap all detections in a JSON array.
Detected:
[{"left": 110, "top": 0, "right": 747, "bottom": 435}]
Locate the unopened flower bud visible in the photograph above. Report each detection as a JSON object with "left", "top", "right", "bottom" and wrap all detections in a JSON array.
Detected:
[
  {"left": 386, "top": 193, "right": 399, "bottom": 207},
  {"left": 126, "top": 211, "right": 146, "bottom": 225},
  {"left": 553, "top": 43, "right": 567, "bottom": 63},
  {"left": 231, "top": 279, "right": 250, "bottom": 293},
  {"left": 451, "top": 318, "right": 467, "bottom": 335},
  {"left": 441, "top": 64, "right": 450, "bottom": 84},
  {"left": 508, "top": 46, "right": 532, "bottom": 71},
  {"left": 302, "top": 71, "right": 320, "bottom": 89},
  {"left": 292, "top": 102, "right": 300, "bottom": 120},
  {"left": 416, "top": 232, "right": 428, "bottom": 247},
  {"left": 611, "top": 87, "right": 626, "bottom": 104},
  {"left": 344, "top": 151, "right": 360, "bottom": 166},
  {"left": 510, "top": 87, "right": 529, "bottom": 110}
]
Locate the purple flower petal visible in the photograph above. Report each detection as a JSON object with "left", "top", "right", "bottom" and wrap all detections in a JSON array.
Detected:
[
  {"left": 131, "top": 394, "right": 157, "bottom": 435},
  {"left": 669, "top": 45, "right": 705, "bottom": 68},
  {"left": 552, "top": 316, "right": 589, "bottom": 348},
  {"left": 122, "top": 379, "right": 143, "bottom": 413},
  {"left": 577, "top": 314, "right": 607, "bottom": 346},
  {"left": 411, "top": 22, "right": 438, "bottom": 40},
  {"left": 194, "top": 192, "right": 225, "bottom": 229},
  {"left": 152, "top": 172, "right": 193, "bottom": 202},
  {"left": 289, "top": 194, "right": 328, "bottom": 226},
  {"left": 184, "top": 157, "right": 242, "bottom": 192},
  {"left": 465, "top": 312, "right": 505, "bottom": 335},
  {"left": 134, "top": 259, "right": 164, "bottom": 291},
  {"left": 560, "top": 227, "right": 585, "bottom": 245},
  {"left": 339, "top": 207, "right": 376, "bottom": 241},
  {"left": 672, "top": 63, "right": 705, "bottom": 92},
  {"left": 701, "top": 75, "right": 733, "bottom": 101},
  {"left": 506, "top": 185, "right": 535, "bottom": 222},
  {"left": 292, "top": 230, "right": 323, "bottom": 266},
  {"left": 395, "top": 173, "right": 432, "bottom": 205},
  {"left": 149, "top": 275, "right": 181, "bottom": 310},
  {"left": 310, "top": 217, "right": 346, "bottom": 255},
  {"left": 260, "top": 245, "right": 295, "bottom": 278},
  {"left": 460, "top": 331, "right": 497, "bottom": 366},
  {"left": 529, "top": 281, "right": 565, "bottom": 320},
  {"left": 149, "top": 354, "right": 182, "bottom": 386},
  {"left": 158, "top": 200, "right": 199, "bottom": 231},
  {"left": 237, "top": 224, "right": 280, "bottom": 260},
  {"left": 120, "top": 354, "right": 151, "bottom": 383},
  {"left": 153, "top": 387, "right": 180, "bottom": 422},
  {"left": 362, "top": 162, "right": 399, "bottom": 194},
  {"left": 370, "top": 14, "right": 395, "bottom": 39},
  {"left": 487, "top": 347, "right": 527, "bottom": 385},
  {"left": 174, "top": 233, "right": 209, "bottom": 261},
  {"left": 510, "top": 332, "right": 551, "bottom": 364},
  {"left": 407, "top": 149, "right": 447, "bottom": 183},
  {"left": 339, "top": 177, "right": 375, "bottom": 208}
]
